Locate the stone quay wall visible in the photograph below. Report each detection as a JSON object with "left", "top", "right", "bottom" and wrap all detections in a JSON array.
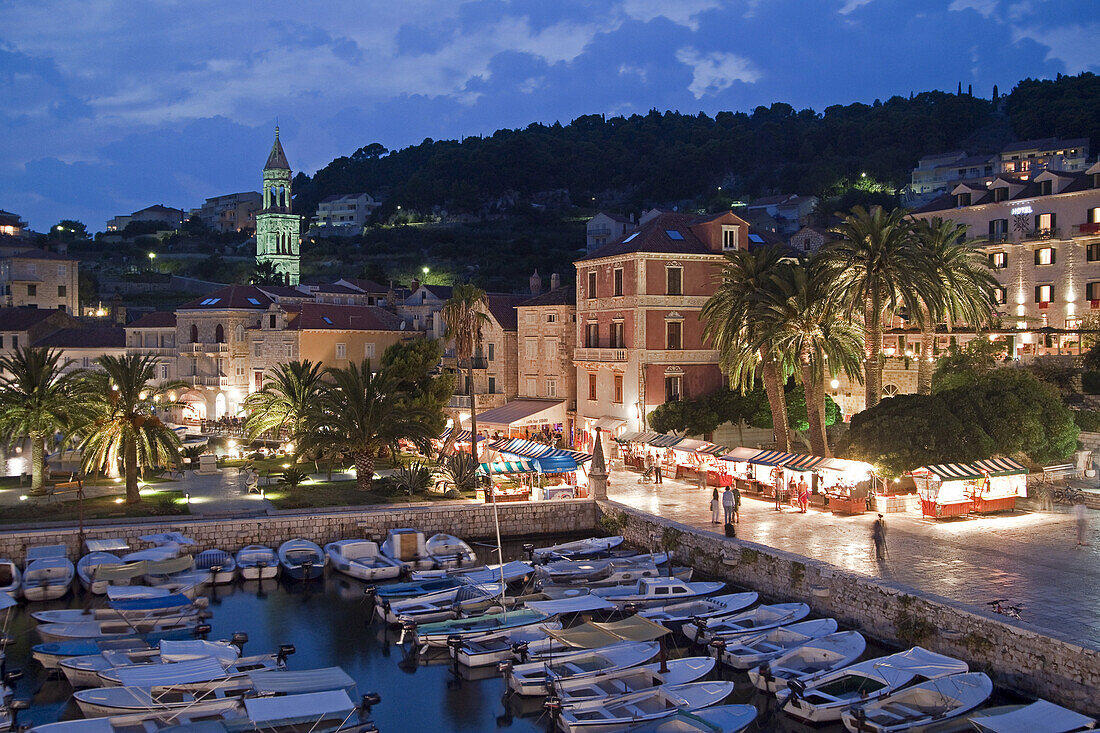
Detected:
[
  {"left": 0, "top": 500, "right": 598, "bottom": 564},
  {"left": 598, "top": 499, "right": 1100, "bottom": 715}
]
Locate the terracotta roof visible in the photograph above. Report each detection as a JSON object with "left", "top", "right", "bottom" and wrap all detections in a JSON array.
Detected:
[
  {"left": 256, "top": 285, "right": 311, "bottom": 299},
  {"left": 265, "top": 129, "right": 290, "bottom": 170},
  {"left": 127, "top": 311, "right": 176, "bottom": 329},
  {"left": 577, "top": 212, "right": 712, "bottom": 261},
  {"left": 35, "top": 327, "right": 125, "bottom": 348},
  {"left": 338, "top": 278, "right": 389, "bottom": 293},
  {"left": 0, "top": 307, "right": 67, "bottom": 332},
  {"left": 484, "top": 293, "right": 528, "bottom": 331},
  {"left": 178, "top": 285, "right": 273, "bottom": 310},
  {"left": 0, "top": 247, "right": 76, "bottom": 261},
  {"left": 285, "top": 302, "right": 406, "bottom": 331},
  {"left": 310, "top": 283, "right": 361, "bottom": 295},
  {"left": 521, "top": 287, "right": 575, "bottom": 307}
]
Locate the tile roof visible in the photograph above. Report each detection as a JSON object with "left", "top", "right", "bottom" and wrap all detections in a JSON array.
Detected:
[
  {"left": 35, "top": 327, "right": 126, "bottom": 349},
  {"left": 520, "top": 286, "right": 576, "bottom": 307},
  {"left": 0, "top": 307, "right": 68, "bottom": 332},
  {"left": 338, "top": 278, "right": 389, "bottom": 293},
  {"left": 256, "top": 285, "right": 311, "bottom": 299},
  {"left": 178, "top": 285, "right": 274, "bottom": 310},
  {"left": 577, "top": 212, "right": 712, "bottom": 261},
  {"left": 265, "top": 130, "right": 290, "bottom": 170},
  {"left": 285, "top": 303, "right": 407, "bottom": 331},
  {"left": 127, "top": 311, "right": 176, "bottom": 329},
  {"left": 914, "top": 171, "right": 1094, "bottom": 214},
  {"left": 422, "top": 284, "right": 454, "bottom": 300},
  {"left": 484, "top": 293, "right": 528, "bottom": 331},
  {"left": 310, "top": 283, "right": 361, "bottom": 295},
  {"left": 0, "top": 247, "right": 76, "bottom": 261}
]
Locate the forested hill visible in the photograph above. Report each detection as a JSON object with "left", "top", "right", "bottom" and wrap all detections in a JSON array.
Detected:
[{"left": 294, "top": 73, "right": 1100, "bottom": 220}]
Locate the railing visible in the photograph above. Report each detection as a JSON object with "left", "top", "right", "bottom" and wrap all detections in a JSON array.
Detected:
[
  {"left": 574, "top": 348, "right": 628, "bottom": 362},
  {"left": 448, "top": 395, "right": 472, "bottom": 409},
  {"left": 190, "top": 375, "right": 229, "bottom": 387},
  {"left": 588, "top": 227, "right": 612, "bottom": 238},
  {"left": 128, "top": 346, "right": 175, "bottom": 356},
  {"left": 1074, "top": 222, "right": 1100, "bottom": 236},
  {"left": 1022, "top": 227, "right": 1060, "bottom": 242},
  {"left": 182, "top": 342, "right": 230, "bottom": 354}
]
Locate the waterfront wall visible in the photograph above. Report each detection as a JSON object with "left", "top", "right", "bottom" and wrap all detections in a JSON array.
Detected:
[
  {"left": 0, "top": 499, "right": 598, "bottom": 563},
  {"left": 598, "top": 499, "right": 1100, "bottom": 715}
]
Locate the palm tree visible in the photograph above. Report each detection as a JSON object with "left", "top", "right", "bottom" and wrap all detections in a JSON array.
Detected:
[
  {"left": 702, "top": 246, "right": 793, "bottom": 452},
  {"left": 439, "top": 284, "right": 490, "bottom": 458},
  {"left": 822, "top": 206, "right": 932, "bottom": 410},
  {"left": 80, "top": 355, "right": 185, "bottom": 503},
  {"left": 242, "top": 360, "right": 325, "bottom": 441},
  {"left": 296, "top": 360, "right": 434, "bottom": 491},
  {"left": 755, "top": 259, "right": 864, "bottom": 456},
  {"left": 911, "top": 217, "right": 999, "bottom": 394},
  {"left": 0, "top": 347, "right": 89, "bottom": 492}
]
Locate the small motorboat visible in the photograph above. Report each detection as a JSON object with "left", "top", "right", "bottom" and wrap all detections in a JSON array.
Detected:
[
  {"left": 0, "top": 558, "right": 21, "bottom": 597},
  {"left": 31, "top": 631, "right": 200, "bottom": 671},
  {"left": 615, "top": 704, "right": 757, "bottom": 733},
  {"left": 640, "top": 591, "right": 758, "bottom": 633},
  {"left": 122, "top": 543, "right": 181, "bottom": 563},
  {"left": 553, "top": 656, "right": 716, "bottom": 703},
  {"left": 235, "top": 545, "right": 279, "bottom": 580},
  {"left": 425, "top": 533, "right": 478, "bottom": 568},
  {"left": 59, "top": 639, "right": 239, "bottom": 688},
  {"left": 23, "top": 546, "right": 74, "bottom": 602},
  {"left": 411, "top": 560, "right": 534, "bottom": 585},
  {"left": 841, "top": 672, "right": 993, "bottom": 733},
  {"left": 382, "top": 582, "right": 504, "bottom": 625},
  {"left": 776, "top": 646, "right": 969, "bottom": 724},
  {"left": 522, "top": 614, "right": 671, "bottom": 660},
  {"left": 534, "top": 553, "right": 669, "bottom": 583},
  {"left": 375, "top": 575, "right": 465, "bottom": 600},
  {"left": 31, "top": 592, "right": 199, "bottom": 623},
  {"left": 718, "top": 618, "right": 839, "bottom": 670},
  {"left": 533, "top": 535, "right": 624, "bottom": 561},
  {"left": 556, "top": 680, "right": 736, "bottom": 732},
  {"left": 685, "top": 602, "right": 810, "bottom": 644},
  {"left": 968, "top": 698, "right": 1097, "bottom": 733},
  {"left": 76, "top": 552, "right": 122, "bottom": 595},
  {"left": 142, "top": 556, "right": 206, "bottom": 588},
  {"left": 507, "top": 640, "right": 660, "bottom": 695},
  {"left": 380, "top": 528, "right": 432, "bottom": 571},
  {"left": 540, "top": 563, "right": 693, "bottom": 590},
  {"left": 97, "top": 651, "right": 287, "bottom": 688},
  {"left": 37, "top": 616, "right": 203, "bottom": 643},
  {"left": 748, "top": 630, "right": 867, "bottom": 693},
  {"left": 592, "top": 577, "right": 725, "bottom": 610},
  {"left": 449, "top": 621, "right": 563, "bottom": 667},
  {"left": 193, "top": 549, "right": 237, "bottom": 585},
  {"left": 410, "top": 608, "right": 552, "bottom": 648},
  {"left": 325, "top": 540, "right": 402, "bottom": 582},
  {"left": 277, "top": 539, "right": 326, "bottom": 581},
  {"left": 106, "top": 582, "right": 199, "bottom": 601}
]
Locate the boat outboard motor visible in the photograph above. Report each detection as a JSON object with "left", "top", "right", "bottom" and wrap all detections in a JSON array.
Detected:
[
  {"left": 276, "top": 645, "right": 296, "bottom": 664},
  {"left": 510, "top": 640, "right": 530, "bottom": 663},
  {"left": 708, "top": 638, "right": 727, "bottom": 678},
  {"left": 228, "top": 632, "right": 247, "bottom": 654},
  {"left": 497, "top": 659, "right": 513, "bottom": 675},
  {"left": 360, "top": 691, "right": 381, "bottom": 714},
  {"left": 193, "top": 623, "right": 212, "bottom": 640},
  {"left": 522, "top": 543, "right": 535, "bottom": 563},
  {"left": 543, "top": 695, "right": 562, "bottom": 720},
  {"left": 623, "top": 602, "right": 638, "bottom": 616},
  {"left": 787, "top": 678, "right": 806, "bottom": 707},
  {"left": 2, "top": 669, "right": 22, "bottom": 702},
  {"left": 7, "top": 698, "right": 29, "bottom": 731}
]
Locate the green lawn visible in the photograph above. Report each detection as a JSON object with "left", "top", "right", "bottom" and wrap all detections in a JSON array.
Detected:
[
  {"left": 264, "top": 479, "right": 467, "bottom": 510},
  {"left": 0, "top": 489, "right": 190, "bottom": 525}
]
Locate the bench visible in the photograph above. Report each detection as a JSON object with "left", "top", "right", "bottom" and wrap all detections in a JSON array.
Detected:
[
  {"left": 1041, "top": 463, "right": 1077, "bottom": 481},
  {"left": 46, "top": 479, "right": 84, "bottom": 502}
]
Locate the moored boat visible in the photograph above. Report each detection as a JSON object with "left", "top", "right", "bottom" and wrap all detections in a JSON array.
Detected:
[
  {"left": 717, "top": 617, "right": 839, "bottom": 670},
  {"left": 639, "top": 591, "right": 758, "bottom": 633},
  {"left": 685, "top": 602, "right": 810, "bottom": 644},
  {"left": 277, "top": 539, "right": 326, "bottom": 581},
  {"left": 76, "top": 552, "right": 122, "bottom": 595},
  {"left": 59, "top": 639, "right": 239, "bottom": 688},
  {"left": 96, "top": 652, "right": 286, "bottom": 688},
  {"left": 553, "top": 656, "right": 716, "bottom": 703},
  {"left": 616, "top": 704, "right": 758, "bottom": 733},
  {"left": 31, "top": 631, "right": 202, "bottom": 670},
  {"left": 841, "top": 672, "right": 993, "bottom": 733},
  {"left": 31, "top": 593, "right": 200, "bottom": 624},
  {"left": 193, "top": 549, "right": 238, "bottom": 584},
  {"left": 748, "top": 630, "right": 867, "bottom": 693},
  {"left": 533, "top": 535, "right": 624, "bottom": 561},
  {"left": 591, "top": 577, "right": 724, "bottom": 610},
  {"left": 382, "top": 582, "right": 504, "bottom": 624},
  {"left": 507, "top": 640, "right": 660, "bottom": 695},
  {"left": 380, "top": 528, "right": 432, "bottom": 571},
  {"left": 449, "top": 621, "right": 563, "bottom": 667},
  {"left": 0, "top": 558, "right": 21, "bottom": 598},
  {"left": 23, "top": 546, "right": 74, "bottom": 602},
  {"left": 425, "top": 533, "right": 478, "bottom": 568},
  {"left": 325, "top": 539, "right": 402, "bottom": 582},
  {"left": 968, "top": 698, "right": 1097, "bottom": 733},
  {"left": 37, "top": 615, "right": 203, "bottom": 643},
  {"left": 534, "top": 553, "right": 669, "bottom": 584},
  {"left": 555, "top": 680, "right": 736, "bottom": 732},
  {"left": 410, "top": 608, "right": 552, "bottom": 648},
  {"left": 235, "top": 545, "right": 279, "bottom": 580}
]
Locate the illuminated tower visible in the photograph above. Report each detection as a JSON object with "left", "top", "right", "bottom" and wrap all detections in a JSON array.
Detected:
[{"left": 255, "top": 127, "right": 301, "bottom": 285}]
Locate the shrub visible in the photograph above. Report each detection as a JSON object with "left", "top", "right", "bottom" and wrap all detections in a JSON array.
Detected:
[
  {"left": 436, "top": 453, "right": 478, "bottom": 493},
  {"left": 1075, "top": 410, "right": 1100, "bottom": 433},
  {"left": 1083, "top": 370, "right": 1100, "bottom": 395},
  {"left": 392, "top": 462, "right": 432, "bottom": 495},
  {"left": 279, "top": 467, "right": 309, "bottom": 489}
]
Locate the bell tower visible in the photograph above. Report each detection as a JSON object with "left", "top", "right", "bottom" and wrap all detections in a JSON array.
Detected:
[{"left": 255, "top": 127, "right": 301, "bottom": 285}]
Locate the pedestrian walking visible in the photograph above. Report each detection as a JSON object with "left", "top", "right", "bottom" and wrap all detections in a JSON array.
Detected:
[
  {"left": 654, "top": 462, "right": 663, "bottom": 484},
  {"left": 798, "top": 476, "right": 809, "bottom": 513},
  {"left": 1075, "top": 502, "right": 1090, "bottom": 546},
  {"left": 774, "top": 482, "right": 783, "bottom": 511},
  {"left": 732, "top": 486, "right": 741, "bottom": 524},
  {"left": 710, "top": 488, "right": 721, "bottom": 524},
  {"left": 872, "top": 513, "right": 887, "bottom": 560},
  {"left": 722, "top": 486, "right": 735, "bottom": 525}
]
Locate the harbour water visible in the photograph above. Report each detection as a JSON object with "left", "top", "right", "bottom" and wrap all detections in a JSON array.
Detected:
[{"left": 2, "top": 539, "right": 1023, "bottom": 732}]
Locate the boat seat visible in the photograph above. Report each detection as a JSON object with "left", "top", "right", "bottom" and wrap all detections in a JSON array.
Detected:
[{"left": 880, "top": 702, "right": 924, "bottom": 718}]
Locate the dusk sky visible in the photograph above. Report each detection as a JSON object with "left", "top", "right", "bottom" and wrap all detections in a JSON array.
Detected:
[{"left": 3, "top": 0, "right": 1098, "bottom": 231}]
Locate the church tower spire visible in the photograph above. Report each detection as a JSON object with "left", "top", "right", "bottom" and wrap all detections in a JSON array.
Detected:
[{"left": 255, "top": 126, "right": 301, "bottom": 285}]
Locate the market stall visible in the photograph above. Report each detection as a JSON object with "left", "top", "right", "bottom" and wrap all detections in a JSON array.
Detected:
[
  {"left": 668, "top": 439, "right": 730, "bottom": 485},
  {"left": 476, "top": 459, "right": 535, "bottom": 503},
  {"left": 470, "top": 399, "right": 567, "bottom": 443},
  {"left": 486, "top": 437, "right": 593, "bottom": 499},
  {"left": 436, "top": 427, "right": 487, "bottom": 458},
  {"left": 912, "top": 463, "right": 982, "bottom": 518},
  {"left": 968, "top": 458, "right": 1028, "bottom": 513}
]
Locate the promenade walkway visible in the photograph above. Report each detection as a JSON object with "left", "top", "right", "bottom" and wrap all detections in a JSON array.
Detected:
[{"left": 609, "top": 466, "right": 1100, "bottom": 649}]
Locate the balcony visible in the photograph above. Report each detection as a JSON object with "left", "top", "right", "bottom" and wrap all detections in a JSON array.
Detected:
[
  {"left": 575, "top": 347, "right": 628, "bottom": 362},
  {"left": 448, "top": 395, "right": 472, "bottom": 409},
  {"left": 128, "top": 346, "right": 175, "bottom": 356},
  {"left": 1022, "top": 228, "right": 1059, "bottom": 242},
  {"left": 588, "top": 227, "right": 612, "bottom": 238},
  {"left": 182, "top": 342, "right": 230, "bottom": 355},
  {"left": 1074, "top": 222, "right": 1100, "bottom": 236},
  {"left": 189, "top": 375, "right": 228, "bottom": 388}
]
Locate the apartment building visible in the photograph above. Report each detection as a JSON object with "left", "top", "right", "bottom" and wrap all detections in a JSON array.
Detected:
[
  {"left": 125, "top": 311, "right": 178, "bottom": 385},
  {"left": 189, "top": 192, "right": 262, "bottom": 233},
  {"left": 36, "top": 327, "right": 126, "bottom": 373},
  {"left": 573, "top": 211, "right": 745, "bottom": 451},
  {"left": 311, "top": 193, "right": 380, "bottom": 234},
  {"left": 106, "top": 204, "right": 186, "bottom": 232},
  {"left": 0, "top": 248, "right": 80, "bottom": 313},
  {"left": 0, "top": 307, "right": 78, "bottom": 354},
  {"left": 586, "top": 212, "right": 634, "bottom": 253},
  {"left": 0, "top": 211, "right": 28, "bottom": 238}
]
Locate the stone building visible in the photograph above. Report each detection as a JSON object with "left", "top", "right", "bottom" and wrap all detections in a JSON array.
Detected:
[
  {"left": 125, "top": 311, "right": 178, "bottom": 385},
  {"left": 0, "top": 247, "right": 80, "bottom": 313},
  {"left": 190, "top": 192, "right": 262, "bottom": 233},
  {"left": 511, "top": 277, "right": 577, "bottom": 441},
  {"left": 255, "top": 128, "right": 301, "bottom": 285},
  {"left": 0, "top": 307, "right": 78, "bottom": 354}
]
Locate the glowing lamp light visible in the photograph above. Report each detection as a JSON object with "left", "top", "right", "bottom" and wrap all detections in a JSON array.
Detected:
[
  {"left": 185, "top": 492, "right": 191, "bottom": 504},
  {"left": 18, "top": 495, "right": 28, "bottom": 501},
  {"left": 227, "top": 440, "right": 237, "bottom": 448},
  {"left": 113, "top": 477, "right": 122, "bottom": 483},
  {"left": 830, "top": 378, "right": 840, "bottom": 390},
  {"left": 282, "top": 463, "right": 290, "bottom": 469},
  {"left": 260, "top": 489, "right": 266, "bottom": 500},
  {"left": 114, "top": 498, "right": 124, "bottom": 504}
]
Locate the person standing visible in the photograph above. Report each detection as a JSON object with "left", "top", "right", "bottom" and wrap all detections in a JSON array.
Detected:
[
  {"left": 798, "top": 476, "right": 809, "bottom": 513},
  {"left": 654, "top": 460, "right": 663, "bottom": 485},
  {"left": 872, "top": 514, "right": 887, "bottom": 560},
  {"left": 710, "top": 488, "right": 721, "bottom": 524},
  {"left": 1075, "top": 502, "right": 1090, "bottom": 546},
  {"left": 722, "top": 486, "right": 735, "bottom": 525},
  {"left": 774, "top": 480, "right": 783, "bottom": 511},
  {"left": 732, "top": 486, "right": 742, "bottom": 524}
]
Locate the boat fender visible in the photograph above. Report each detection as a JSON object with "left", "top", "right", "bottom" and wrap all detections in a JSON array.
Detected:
[
  {"left": 497, "top": 659, "right": 513, "bottom": 674},
  {"left": 360, "top": 691, "right": 382, "bottom": 712},
  {"left": 231, "top": 632, "right": 248, "bottom": 653},
  {"left": 276, "top": 644, "right": 296, "bottom": 663},
  {"left": 194, "top": 623, "right": 212, "bottom": 639}
]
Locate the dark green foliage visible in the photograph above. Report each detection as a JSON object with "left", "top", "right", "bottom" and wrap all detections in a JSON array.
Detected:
[
  {"left": 279, "top": 467, "right": 309, "bottom": 489},
  {"left": 847, "top": 368, "right": 1078, "bottom": 476},
  {"left": 1074, "top": 410, "right": 1100, "bottom": 433},
  {"left": 392, "top": 462, "right": 432, "bottom": 495},
  {"left": 1084, "top": 342, "right": 1100, "bottom": 372},
  {"left": 380, "top": 339, "right": 455, "bottom": 435},
  {"left": 436, "top": 452, "right": 478, "bottom": 493},
  {"left": 1005, "top": 73, "right": 1100, "bottom": 153},
  {"left": 1083, "top": 371, "right": 1100, "bottom": 395},
  {"left": 931, "top": 339, "right": 1006, "bottom": 393},
  {"left": 647, "top": 386, "right": 839, "bottom": 436}
]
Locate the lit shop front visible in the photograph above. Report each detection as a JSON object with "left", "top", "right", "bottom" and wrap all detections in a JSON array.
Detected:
[
  {"left": 910, "top": 458, "right": 1028, "bottom": 519},
  {"left": 720, "top": 449, "right": 875, "bottom": 515},
  {"left": 615, "top": 432, "right": 729, "bottom": 486},
  {"left": 475, "top": 437, "right": 593, "bottom": 502}
]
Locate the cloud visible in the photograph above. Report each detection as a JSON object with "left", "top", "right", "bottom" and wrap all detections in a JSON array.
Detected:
[
  {"left": 947, "top": 0, "right": 999, "bottom": 17},
  {"left": 1012, "top": 23, "right": 1100, "bottom": 73},
  {"left": 621, "top": 0, "right": 719, "bottom": 30},
  {"left": 675, "top": 47, "right": 761, "bottom": 98},
  {"left": 837, "top": 0, "right": 875, "bottom": 15}
]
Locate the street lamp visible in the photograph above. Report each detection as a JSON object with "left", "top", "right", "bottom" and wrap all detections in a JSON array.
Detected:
[{"left": 422, "top": 266, "right": 429, "bottom": 275}]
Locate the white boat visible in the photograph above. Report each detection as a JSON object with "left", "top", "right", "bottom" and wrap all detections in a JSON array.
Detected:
[
  {"left": 556, "top": 680, "right": 736, "bottom": 733},
  {"left": 0, "top": 558, "right": 21, "bottom": 598},
  {"left": 325, "top": 540, "right": 402, "bottom": 582},
  {"left": 777, "top": 646, "right": 969, "bottom": 724},
  {"left": 412, "top": 608, "right": 553, "bottom": 648},
  {"left": 533, "top": 535, "right": 624, "bottom": 561},
  {"left": 618, "top": 705, "right": 757, "bottom": 732},
  {"left": 554, "top": 656, "right": 716, "bottom": 703},
  {"left": 541, "top": 563, "right": 694, "bottom": 590},
  {"left": 748, "top": 630, "right": 867, "bottom": 693},
  {"left": 841, "top": 672, "right": 993, "bottom": 733},
  {"left": 193, "top": 549, "right": 237, "bottom": 584},
  {"left": 969, "top": 699, "right": 1097, "bottom": 733},
  {"left": 97, "top": 652, "right": 285, "bottom": 688},
  {"left": 73, "top": 666, "right": 355, "bottom": 720},
  {"left": 277, "top": 539, "right": 326, "bottom": 581},
  {"left": 639, "top": 592, "right": 758, "bottom": 632},
  {"left": 525, "top": 594, "right": 617, "bottom": 617},
  {"left": 106, "top": 582, "right": 199, "bottom": 601},
  {"left": 535, "top": 553, "right": 669, "bottom": 583},
  {"left": 685, "top": 602, "right": 811, "bottom": 644},
  {"left": 425, "top": 533, "right": 478, "bottom": 568},
  {"left": 507, "top": 640, "right": 660, "bottom": 695},
  {"left": 717, "top": 618, "right": 839, "bottom": 670},
  {"left": 122, "top": 544, "right": 181, "bottom": 563},
  {"left": 450, "top": 621, "right": 563, "bottom": 667},
  {"left": 23, "top": 546, "right": 75, "bottom": 602},
  {"left": 37, "top": 615, "right": 202, "bottom": 643},
  {"left": 380, "top": 528, "right": 432, "bottom": 571},
  {"left": 411, "top": 559, "right": 534, "bottom": 584},
  {"left": 523, "top": 614, "right": 672, "bottom": 660},
  {"left": 60, "top": 639, "right": 239, "bottom": 688},
  {"left": 592, "top": 577, "right": 725, "bottom": 610},
  {"left": 236, "top": 545, "right": 279, "bottom": 580},
  {"left": 76, "top": 552, "right": 122, "bottom": 595},
  {"left": 31, "top": 592, "right": 200, "bottom": 624},
  {"left": 383, "top": 582, "right": 504, "bottom": 624}
]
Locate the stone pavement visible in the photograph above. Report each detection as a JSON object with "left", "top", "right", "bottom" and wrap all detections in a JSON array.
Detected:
[{"left": 609, "top": 466, "right": 1100, "bottom": 650}]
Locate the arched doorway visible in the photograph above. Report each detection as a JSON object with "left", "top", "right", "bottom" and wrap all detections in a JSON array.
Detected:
[
  {"left": 214, "top": 393, "right": 227, "bottom": 418},
  {"left": 215, "top": 324, "right": 225, "bottom": 343},
  {"left": 179, "top": 392, "right": 206, "bottom": 423}
]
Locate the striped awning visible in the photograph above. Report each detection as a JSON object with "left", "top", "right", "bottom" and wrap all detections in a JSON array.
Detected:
[
  {"left": 615, "top": 431, "right": 646, "bottom": 443},
  {"left": 439, "top": 428, "right": 486, "bottom": 443},
  {"left": 646, "top": 434, "right": 684, "bottom": 448},
  {"left": 489, "top": 437, "right": 592, "bottom": 464},
  {"left": 721, "top": 447, "right": 764, "bottom": 462},
  {"left": 920, "top": 463, "right": 983, "bottom": 481},
  {"left": 746, "top": 449, "right": 791, "bottom": 467},
  {"left": 970, "top": 457, "right": 1029, "bottom": 476},
  {"left": 478, "top": 460, "right": 535, "bottom": 475},
  {"left": 785, "top": 453, "right": 828, "bottom": 471},
  {"left": 670, "top": 439, "right": 728, "bottom": 456}
]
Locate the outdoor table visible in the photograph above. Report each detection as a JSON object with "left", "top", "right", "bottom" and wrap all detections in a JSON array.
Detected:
[
  {"left": 830, "top": 495, "right": 867, "bottom": 515},
  {"left": 707, "top": 470, "right": 732, "bottom": 487}
]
